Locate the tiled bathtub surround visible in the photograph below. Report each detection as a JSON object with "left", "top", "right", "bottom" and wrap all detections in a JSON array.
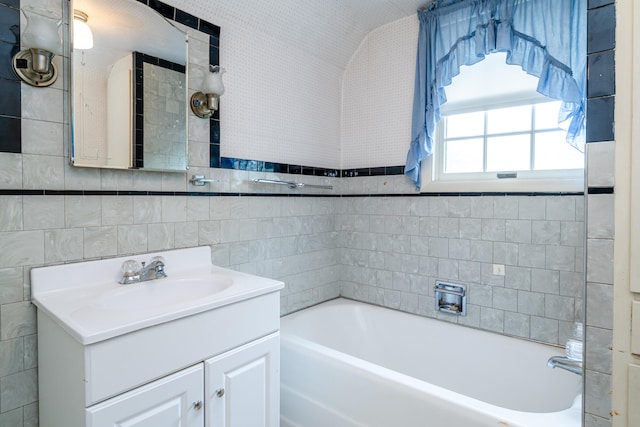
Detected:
[{"left": 338, "top": 195, "right": 585, "bottom": 345}]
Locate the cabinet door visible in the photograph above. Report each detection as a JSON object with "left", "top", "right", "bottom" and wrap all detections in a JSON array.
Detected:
[
  {"left": 205, "top": 332, "right": 280, "bottom": 427},
  {"left": 87, "top": 364, "right": 204, "bottom": 427}
]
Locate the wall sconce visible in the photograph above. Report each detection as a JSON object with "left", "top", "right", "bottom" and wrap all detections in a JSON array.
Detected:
[
  {"left": 190, "top": 65, "right": 226, "bottom": 119},
  {"left": 12, "top": 7, "right": 62, "bottom": 87},
  {"left": 73, "top": 10, "right": 94, "bottom": 50}
]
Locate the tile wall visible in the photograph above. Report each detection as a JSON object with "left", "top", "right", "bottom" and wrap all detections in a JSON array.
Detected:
[
  {"left": 584, "top": 0, "right": 616, "bottom": 425},
  {"left": 338, "top": 194, "right": 584, "bottom": 345},
  {"left": 0, "top": 1, "right": 615, "bottom": 427}
]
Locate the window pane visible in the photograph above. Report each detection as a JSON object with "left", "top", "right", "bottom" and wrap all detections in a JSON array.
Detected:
[
  {"left": 535, "top": 101, "right": 563, "bottom": 130},
  {"left": 445, "top": 111, "right": 485, "bottom": 138},
  {"left": 444, "top": 138, "right": 484, "bottom": 173},
  {"left": 534, "top": 131, "right": 584, "bottom": 170},
  {"left": 486, "top": 134, "right": 530, "bottom": 171},
  {"left": 487, "top": 105, "right": 531, "bottom": 134}
]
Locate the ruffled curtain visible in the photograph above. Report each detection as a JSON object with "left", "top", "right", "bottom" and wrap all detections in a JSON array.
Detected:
[{"left": 405, "top": 0, "right": 586, "bottom": 188}]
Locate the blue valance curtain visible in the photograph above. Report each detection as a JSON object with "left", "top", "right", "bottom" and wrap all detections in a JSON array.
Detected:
[{"left": 405, "top": 0, "right": 586, "bottom": 188}]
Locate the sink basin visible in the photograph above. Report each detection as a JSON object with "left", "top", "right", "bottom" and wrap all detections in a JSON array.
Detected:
[
  {"left": 30, "top": 246, "right": 285, "bottom": 344},
  {"left": 97, "top": 275, "right": 233, "bottom": 311}
]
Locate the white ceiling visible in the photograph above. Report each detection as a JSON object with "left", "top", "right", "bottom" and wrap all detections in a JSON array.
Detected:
[{"left": 172, "top": 0, "right": 432, "bottom": 69}]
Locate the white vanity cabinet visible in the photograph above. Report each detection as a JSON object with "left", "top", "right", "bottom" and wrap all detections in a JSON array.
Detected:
[
  {"left": 32, "top": 247, "right": 284, "bottom": 427},
  {"left": 85, "top": 332, "right": 280, "bottom": 427},
  {"left": 37, "top": 292, "right": 281, "bottom": 427},
  {"left": 86, "top": 364, "right": 205, "bottom": 427},
  {"left": 206, "top": 333, "right": 280, "bottom": 427}
]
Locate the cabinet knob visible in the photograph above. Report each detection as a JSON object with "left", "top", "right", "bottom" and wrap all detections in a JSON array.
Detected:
[
  {"left": 216, "top": 388, "right": 225, "bottom": 398},
  {"left": 193, "top": 401, "right": 203, "bottom": 410}
]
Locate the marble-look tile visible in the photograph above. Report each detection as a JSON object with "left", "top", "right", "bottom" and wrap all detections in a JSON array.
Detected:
[
  {"left": 198, "top": 221, "right": 221, "bottom": 245},
  {"left": 586, "top": 239, "right": 614, "bottom": 284},
  {"left": 587, "top": 194, "right": 614, "bottom": 239},
  {"left": 586, "top": 282, "right": 613, "bottom": 329},
  {"left": 101, "top": 196, "right": 134, "bottom": 226},
  {"left": 44, "top": 228, "right": 83, "bottom": 263},
  {"left": 23, "top": 196, "right": 64, "bottom": 230},
  {"left": 585, "top": 370, "right": 612, "bottom": 419},
  {"left": 0, "top": 368, "right": 38, "bottom": 412},
  {"left": 101, "top": 170, "right": 134, "bottom": 191},
  {"left": 0, "top": 196, "right": 22, "bottom": 231},
  {"left": 480, "top": 306, "right": 504, "bottom": 333},
  {"left": 587, "top": 141, "right": 615, "bottom": 187},
  {"left": 83, "top": 226, "right": 117, "bottom": 259},
  {"left": 117, "top": 224, "right": 148, "bottom": 254},
  {"left": 0, "top": 337, "right": 23, "bottom": 377},
  {"left": 174, "top": 222, "right": 199, "bottom": 248},
  {"left": 518, "top": 197, "right": 546, "bottom": 220},
  {"left": 0, "top": 231, "right": 44, "bottom": 268},
  {"left": 133, "top": 197, "right": 162, "bottom": 224},
  {"left": 546, "top": 197, "right": 576, "bottom": 221},
  {"left": 517, "top": 244, "right": 546, "bottom": 268},
  {"left": 161, "top": 172, "right": 187, "bottom": 192},
  {"left": 0, "top": 408, "right": 23, "bottom": 426},
  {"left": 531, "top": 269, "right": 560, "bottom": 294},
  {"left": 545, "top": 245, "right": 575, "bottom": 271},
  {"left": 505, "top": 219, "right": 532, "bottom": 244},
  {"left": 560, "top": 271, "right": 584, "bottom": 298},
  {"left": 21, "top": 85, "right": 63, "bottom": 123},
  {"left": 186, "top": 197, "right": 210, "bottom": 221},
  {"left": 21, "top": 119, "right": 63, "bottom": 156},
  {"left": 0, "top": 153, "right": 23, "bottom": 188},
  {"left": 148, "top": 223, "right": 175, "bottom": 251},
  {"left": 161, "top": 196, "right": 187, "bottom": 222},
  {"left": 561, "top": 221, "right": 585, "bottom": 247},
  {"left": 517, "top": 290, "right": 545, "bottom": 316},
  {"left": 493, "top": 197, "right": 519, "bottom": 219},
  {"left": 23, "top": 401, "right": 38, "bottom": 427},
  {"left": 64, "top": 164, "right": 101, "bottom": 190},
  {"left": 493, "top": 242, "right": 519, "bottom": 265},
  {"left": 544, "top": 294, "right": 576, "bottom": 321},
  {"left": 585, "top": 326, "right": 612, "bottom": 374},
  {"left": 530, "top": 315, "right": 559, "bottom": 344},
  {"left": 505, "top": 266, "right": 531, "bottom": 291},
  {"left": 0, "top": 267, "right": 23, "bottom": 304},
  {"left": 23, "top": 334, "right": 37, "bottom": 370},
  {"left": 531, "top": 221, "right": 560, "bottom": 245},
  {"left": 584, "top": 414, "right": 611, "bottom": 427},
  {"left": 1, "top": 301, "right": 36, "bottom": 340},
  {"left": 504, "top": 311, "right": 530, "bottom": 338},
  {"left": 481, "top": 219, "right": 505, "bottom": 241},
  {"left": 65, "top": 196, "right": 101, "bottom": 227}
]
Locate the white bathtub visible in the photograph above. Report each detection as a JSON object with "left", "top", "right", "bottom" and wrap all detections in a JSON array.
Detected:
[{"left": 280, "top": 298, "right": 582, "bottom": 427}]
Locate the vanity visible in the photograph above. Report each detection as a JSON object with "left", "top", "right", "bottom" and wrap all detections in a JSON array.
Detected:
[{"left": 31, "top": 246, "right": 284, "bottom": 427}]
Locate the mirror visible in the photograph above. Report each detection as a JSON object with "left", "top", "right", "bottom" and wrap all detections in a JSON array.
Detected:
[{"left": 70, "top": 0, "right": 188, "bottom": 172}]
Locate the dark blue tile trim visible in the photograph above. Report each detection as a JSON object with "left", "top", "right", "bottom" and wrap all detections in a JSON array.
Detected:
[
  {"left": 587, "top": 187, "right": 614, "bottom": 194},
  {"left": 0, "top": 189, "right": 584, "bottom": 198}
]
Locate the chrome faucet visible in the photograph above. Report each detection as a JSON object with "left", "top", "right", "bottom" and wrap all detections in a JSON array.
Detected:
[
  {"left": 547, "top": 356, "right": 583, "bottom": 376},
  {"left": 119, "top": 256, "right": 167, "bottom": 284}
]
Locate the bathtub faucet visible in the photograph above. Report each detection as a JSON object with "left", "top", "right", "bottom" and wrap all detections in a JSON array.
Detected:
[{"left": 547, "top": 356, "right": 582, "bottom": 376}]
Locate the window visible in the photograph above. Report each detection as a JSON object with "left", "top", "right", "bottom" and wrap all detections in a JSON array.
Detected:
[{"left": 421, "top": 54, "right": 584, "bottom": 193}]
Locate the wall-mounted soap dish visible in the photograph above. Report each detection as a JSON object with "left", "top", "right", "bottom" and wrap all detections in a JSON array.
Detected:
[{"left": 435, "top": 281, "right": 466, "bottom": 316}]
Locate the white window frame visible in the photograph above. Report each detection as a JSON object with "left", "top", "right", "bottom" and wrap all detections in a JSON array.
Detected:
[{"left": 420, "top": 98, "right": 584, "bottom": 193}]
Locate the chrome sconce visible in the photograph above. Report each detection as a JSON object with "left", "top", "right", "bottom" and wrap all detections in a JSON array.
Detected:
[
  {"left": 12, "top": 7, "right": 62, "bottom": 87},
  {"left": 190, "top": 65, "right": 225, "bottom": 119}
]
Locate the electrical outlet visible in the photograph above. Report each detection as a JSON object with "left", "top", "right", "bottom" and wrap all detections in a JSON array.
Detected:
[{"left": 492, "top": 264, "right": 506, "bottom": 276}]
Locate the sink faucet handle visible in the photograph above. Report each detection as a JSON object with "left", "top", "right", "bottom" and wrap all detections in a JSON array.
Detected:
[
  {"left": 150, "top": 256, "right": 167, "bottom": 278},
  {"left": 120, "top": 259, "right": 141, "bottom": 284}
]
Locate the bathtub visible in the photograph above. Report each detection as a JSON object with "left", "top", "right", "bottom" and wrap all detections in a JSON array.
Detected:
[{"left": 280, "top": 298, "right": 582, "bottom": 427}]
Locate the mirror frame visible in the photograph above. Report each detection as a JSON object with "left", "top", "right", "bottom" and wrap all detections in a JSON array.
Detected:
[{"left": 68, "top": 0, "right": 189, "bottom": 172}]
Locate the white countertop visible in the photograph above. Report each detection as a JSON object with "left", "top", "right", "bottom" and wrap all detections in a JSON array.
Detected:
[{"left": 31, "top": 247, "right": 284, "bottom": 345}]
